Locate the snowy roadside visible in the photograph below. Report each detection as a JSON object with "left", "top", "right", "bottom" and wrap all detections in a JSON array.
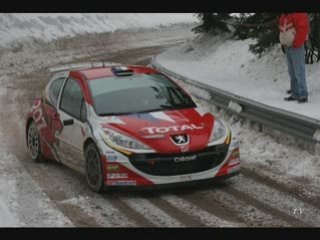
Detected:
[
  {"left": 0, "top": 149, "right": 74, "bottom": 227},
  {"left": 154, "top": 33, "right": 320, "bottom": 189},
  {"left": 156, "top": 33, "right": 320, "bottom": 120}
]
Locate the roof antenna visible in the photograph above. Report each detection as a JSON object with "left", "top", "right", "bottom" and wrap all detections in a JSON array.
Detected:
[{"left": 103, "top": 60, "right": 105, "bottom": 68}]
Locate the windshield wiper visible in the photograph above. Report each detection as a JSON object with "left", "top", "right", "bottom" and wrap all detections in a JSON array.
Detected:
[
  {"left": 99, "top": 112, "right": 133, "bottom": 116},
  {"left": 98, "top": 104, "right": 195, "bottom": 117},
  {"left": 159, "top": 104, "right": 175, "bottom": 109}
]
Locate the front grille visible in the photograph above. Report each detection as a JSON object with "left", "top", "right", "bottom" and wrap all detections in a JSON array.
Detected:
[{"left": 129, "top": 144, "right": 229, "bottom": 176}]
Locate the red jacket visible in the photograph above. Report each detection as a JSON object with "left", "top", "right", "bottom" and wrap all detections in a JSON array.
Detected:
[{"left": 279, "top": 13, "right": 309, "bottom": 48}]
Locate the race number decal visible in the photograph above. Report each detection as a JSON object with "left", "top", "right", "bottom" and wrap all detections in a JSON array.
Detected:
[{"left": 31, "top": 99, "right": 47, "bottom": 131}]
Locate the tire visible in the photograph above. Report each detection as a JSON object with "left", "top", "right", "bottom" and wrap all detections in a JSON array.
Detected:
[
  {"left": 85, "top": 143, "right": 105, "bottom": 192},
  {"left": 27, "top": 121, "right": 44, "bottom": 163}
]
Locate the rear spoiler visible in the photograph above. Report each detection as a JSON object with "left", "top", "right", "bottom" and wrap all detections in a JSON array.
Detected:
[{"left": 48, "top": 61, "right": 122, "bottom": 74}]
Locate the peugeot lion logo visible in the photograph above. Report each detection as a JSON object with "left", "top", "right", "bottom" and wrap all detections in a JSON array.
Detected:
[{"left": 171, "top": 134, "right": 189, "bottom": 145}]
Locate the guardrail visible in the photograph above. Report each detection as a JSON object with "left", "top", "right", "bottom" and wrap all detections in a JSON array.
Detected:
[{"left": 151, "top": 57, "right": 320, "bottom": 144}]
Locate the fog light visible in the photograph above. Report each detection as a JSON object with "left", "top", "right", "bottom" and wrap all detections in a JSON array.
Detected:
[{"left": 231, "top": 148, "right": 240, "bottom": 159}]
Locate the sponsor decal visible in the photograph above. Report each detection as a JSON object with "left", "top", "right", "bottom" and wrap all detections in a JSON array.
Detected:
[
  {"left": 107, "top": 173, "right": 128, "bottom": 179},
  {"left": 107, "top": 164, "right": 120, "bottom": 171},
  {"left": 171, "top": 134, "right": 189, "bottom": 145},
  {"left": 107, "top": 180, "right": 137, "bottom": 186},
  {"left": 106, "top": 151, "right": 118, "bottom": 162},
  {"left": 141, "top": 123, "right": 204, "bottom": 135},
  {"left": 107, "top": 155, "right": 118, "bottom": 162},
  {"left": 174, "top": 155, "right": 196, "bottom": 163},
  {"left": 106, "top": 151, "right": 115, "bottom": 154},
  {"left": 31, "top": 100, "right": 47, "bottom": 131}
]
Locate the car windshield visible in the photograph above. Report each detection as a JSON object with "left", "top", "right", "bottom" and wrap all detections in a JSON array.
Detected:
[{"left": 88, "top": 73, "right": 197, "bottom": 116}]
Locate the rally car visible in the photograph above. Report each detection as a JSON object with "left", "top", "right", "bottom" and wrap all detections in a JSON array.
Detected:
[{"left": 26, "top": 63, "right": 240, "bottom": 192}]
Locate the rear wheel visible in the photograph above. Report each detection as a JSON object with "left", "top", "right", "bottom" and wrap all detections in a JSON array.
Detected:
[
  {"left": 27, "top": 121, "right": 44, "bottom": 163},
  {"left": 85, "top": 143, "right": 105, "bottom": 192}
]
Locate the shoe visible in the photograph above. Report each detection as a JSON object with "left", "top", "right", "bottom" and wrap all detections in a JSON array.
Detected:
[
  {"left": 298, "top": 96, "right": 308, "bottom": 103},
  {"left": 286, "top": 89, "right": 292, "bottom": 94},
  {"left": 284, "top": 95, "right": 297, "bottom": 101}
]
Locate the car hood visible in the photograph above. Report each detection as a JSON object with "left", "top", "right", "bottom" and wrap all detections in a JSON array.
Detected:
[{"left": 99, "top": 107, "right": 215, "bottom": 154}]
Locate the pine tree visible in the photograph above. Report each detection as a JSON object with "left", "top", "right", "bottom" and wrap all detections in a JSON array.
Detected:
[
  {"left": 192, "top": 13, "right": 232, "bottom": 34},
  {"left": 305, "top": 13, "right": 320, "bottom": 63},
  {"left": 233, "top": 13, "right": 279, "bottom": 57}
]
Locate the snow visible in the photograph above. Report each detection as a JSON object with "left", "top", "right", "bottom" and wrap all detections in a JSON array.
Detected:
[
  {"left": 0, "top": 13, "right": 198, "bottom": 47},
  {"left": 156, "top": 33, "right": 320, "bottom": 120},
  {"left": 156, "top": 32, "right": 320, "bottom": 182},
  {"left": 0, "top": 146, "right": 74, "bottom": 227}
]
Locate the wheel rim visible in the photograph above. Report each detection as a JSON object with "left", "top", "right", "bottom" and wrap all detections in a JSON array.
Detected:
[
  {"left": 86, "top": 149, "right": 101, "bottom": 187},
  {"left": 28, "top": 123, "right": 39, "bottom": 160}
]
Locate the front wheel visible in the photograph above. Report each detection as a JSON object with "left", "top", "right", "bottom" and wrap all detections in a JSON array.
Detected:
[
  {"left": 85, "top": 143, "right": 105, "bottom": 192},
  {"left": 27, "top": 121, "right": 44, "bottom": 163}
]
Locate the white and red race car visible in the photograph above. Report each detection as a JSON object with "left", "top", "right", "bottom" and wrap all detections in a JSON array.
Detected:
[{"left": 26, "top": 64, "right": 240, "bottom": 192}]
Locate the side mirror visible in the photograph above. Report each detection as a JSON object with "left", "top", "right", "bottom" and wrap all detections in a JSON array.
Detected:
[{"left": 63, "top": 119, "right": 74, "bottom": 126}]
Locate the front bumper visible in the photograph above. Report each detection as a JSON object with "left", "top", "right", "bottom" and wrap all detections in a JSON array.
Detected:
[
  {"left": 99, "top": 138, "right": 240, "bottom": 187},
  {"left": 104, "top": 171, "right": 240, "bottom": 191}
]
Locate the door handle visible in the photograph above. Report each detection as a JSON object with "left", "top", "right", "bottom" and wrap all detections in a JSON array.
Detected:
[{"left": 63, "top": 119, "right": 74, "bottom": 126}]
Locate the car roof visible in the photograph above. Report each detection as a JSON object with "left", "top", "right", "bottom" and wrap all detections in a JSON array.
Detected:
[{"left": 71, "top": 65, "right": 160, "bottom": 80}]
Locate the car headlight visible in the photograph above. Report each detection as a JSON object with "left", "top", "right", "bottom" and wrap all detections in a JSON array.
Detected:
[
  {"left": 209, "top": 119, "right": 227, "bottom": 143},
  {"left": 101, "top": 128, "right": 151, "bottom": 151}
]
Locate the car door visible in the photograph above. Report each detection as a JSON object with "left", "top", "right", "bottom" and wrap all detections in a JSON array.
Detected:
[
  {"left": 55, "top": 77, "right": 87, "bottom": 173},
  {"left": 41, "top": 75, "right": 67, "bottom": 161}
]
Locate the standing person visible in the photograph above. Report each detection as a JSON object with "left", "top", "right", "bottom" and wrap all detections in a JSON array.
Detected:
[{"left": 279, "top": 13, "right": 309, "bottom": 103}]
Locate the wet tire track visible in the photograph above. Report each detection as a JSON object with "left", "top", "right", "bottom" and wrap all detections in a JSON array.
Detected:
[
  {"left": 175, "top": 190, "right": 244, "bottom": 226},
  {"left": 18, "top": 159, "right": 103, "bottom": 227},
  {"left": 241, "top": 167, "right": 320, "bottom": 211},
  {"left": 228, "top": 174, "right": 320, "bottom": 227},
  {"left": 140, "top": 192, "right": 207, "bottom": 227},
  {"left": 221, "top": 186, "right": 309, "bottom": 227},
  {"left": 102, "top": 194, "right": 156, "bottom": 227}
]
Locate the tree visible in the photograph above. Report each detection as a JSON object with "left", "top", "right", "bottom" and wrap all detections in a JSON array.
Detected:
[
  {"left": 192, "top": 13, "right": 232, "bottom": 34},
  {"left": 232, "top": 13, "right": 279, "bottom": 57},
  {"left": 305, "top": 13, "right": 320, "bottom": 63},
  {"left": 194, "top": 13, "right": 320, "bottom": 63}
]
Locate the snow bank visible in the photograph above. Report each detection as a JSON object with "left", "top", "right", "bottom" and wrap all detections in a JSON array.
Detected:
[
  {"left": 157, "top": 33, "right": 320, "bottom": 120},
  {"left": 0, "top": 13, "right": 198, "bottom": 47}
]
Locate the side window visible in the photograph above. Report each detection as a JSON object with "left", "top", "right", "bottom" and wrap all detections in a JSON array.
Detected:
[
  {"left": 48, "top": 77, "right": 65, "bottom": 107},
  {"left": 60, "top": 78, "right": 85, "bottom": 121}
]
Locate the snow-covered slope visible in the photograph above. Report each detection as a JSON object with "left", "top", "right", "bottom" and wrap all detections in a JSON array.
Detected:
[
  {"left": 0, "top": 13, "right": 198, "bottom": 47},
  {"left": 157, "top": 33, "right": 320, "bottom": 119}
]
